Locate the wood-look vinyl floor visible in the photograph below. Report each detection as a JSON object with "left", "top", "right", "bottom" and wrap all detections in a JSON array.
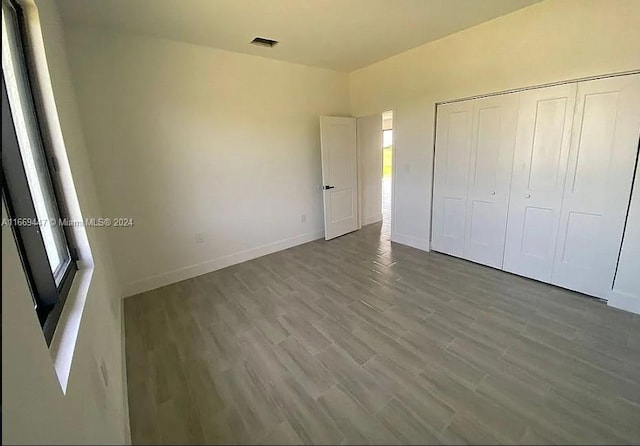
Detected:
[{"left": 125, "top": 222, "right": 640, "bottom": 445}]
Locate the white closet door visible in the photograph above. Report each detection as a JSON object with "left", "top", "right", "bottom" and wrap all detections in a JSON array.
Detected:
[
  {"left": 551, "top": 74, "right": 640, "bottom": 299},
  {"left": 432, "top": 100, "right": 474, "bottom": 256},
  {"left": 463, "top": 93, "right": 520, "bottom": 268},
  {"left": 503, "top": 83, "right": 577, "bottom": 282}
]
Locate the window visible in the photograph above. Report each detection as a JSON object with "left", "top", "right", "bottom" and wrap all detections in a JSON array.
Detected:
[{"left": 2, "top": 0, "right": 77, "bottom": 345}]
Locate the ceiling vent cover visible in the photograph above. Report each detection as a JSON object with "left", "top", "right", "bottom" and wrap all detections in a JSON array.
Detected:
[{"left": 250, "top": 37, "right": 278, "bottom": 48}]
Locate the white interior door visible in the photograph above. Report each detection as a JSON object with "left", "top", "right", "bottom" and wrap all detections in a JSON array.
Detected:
[
  {"left": 503, "top": 83, "right": 577, "bottom": 282},
  {"left": 463, "top": 93, "right": 520, "bottom": 268},
  {"left": 431, "top": 100, "right": 474, "bottom": 256},
  {"left": 357, "top": 114, "right": 383, "bottom": 226},
  {"left": 551, "top": 74, "right": 640, "bottom": 299},
  {"left": 320, "top": 116, "right": 358, "bottom": 240}
]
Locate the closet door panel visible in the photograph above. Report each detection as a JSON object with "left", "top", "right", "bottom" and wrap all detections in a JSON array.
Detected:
[
  {"left": 464, "top": 93, "right": 520, "bottom": 268},
  {"left": 432, "top": 100, "right": 473, "bottom": 256},
  {"left": 552, "top": 74, "right": 640, "bottom": 299},
  {"left": 503, "top": 83, "right": 578, "bottom": 282}
]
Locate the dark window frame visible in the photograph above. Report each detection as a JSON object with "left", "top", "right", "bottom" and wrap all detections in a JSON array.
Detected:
[{"left": 2, "top": 0, "right": 77, "bottom": 346}]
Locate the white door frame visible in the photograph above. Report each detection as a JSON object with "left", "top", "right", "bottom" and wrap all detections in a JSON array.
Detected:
[
  {"left": 355, "top": 110, "right": 396, "bottom": 236},
  {"left": 389, "top": 109, "right": 397, "bottom": 240}
]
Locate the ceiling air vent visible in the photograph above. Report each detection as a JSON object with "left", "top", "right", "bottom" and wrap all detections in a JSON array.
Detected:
[{"left": 250, "top": 37, "right": 278, "bottom": 48}]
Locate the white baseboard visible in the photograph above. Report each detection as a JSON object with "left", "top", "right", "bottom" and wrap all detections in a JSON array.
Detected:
[
  {"left": 607, "top": 289, "right": 640, "bottom": 315},
  {"left": 362, "top": 214, "right": 383, "bottom": 226},
  {"left": 123, "top": 230, "right": 324, "bottom": 297},
  {"left": 391, "top": 232, "right": 430, "bottom": 252}
]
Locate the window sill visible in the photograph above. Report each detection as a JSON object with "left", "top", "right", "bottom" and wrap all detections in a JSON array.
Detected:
[{"left": 48, "top": 260, "right": 94, "bottom": 393}]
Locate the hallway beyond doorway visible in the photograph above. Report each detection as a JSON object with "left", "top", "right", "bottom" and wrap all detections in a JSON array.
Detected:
[{"left": 382, "top": 110, "right": 393, "bottom": 238}]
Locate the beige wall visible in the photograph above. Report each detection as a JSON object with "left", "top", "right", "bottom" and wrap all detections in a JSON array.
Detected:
[
  {"left": 351, "top": 0, "right": 640, "bottom": 114},
  {"left": 2, "top": 0, "right": 129, "bottom": 444},
  {"left": 63, "top": 26, "right": 351, "bottom": 295}
]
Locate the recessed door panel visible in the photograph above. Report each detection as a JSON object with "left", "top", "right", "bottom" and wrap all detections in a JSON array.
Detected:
[
  {"left": 520, "top": 206, "right": 555, "bottom": 259},
  {"left": 552, "top": 74, "right": 640, "bottom": 298},
  {"left": 432, "top": 100, "right": 473, "bottom": 256},
  {"left": 445, "top": 111, "right": 474, "bottom": 188},
  {"left": 472, "top": 107, "right": 501, "bottom": 191},
  {"left": 328, "top": 188, "right": 355, "bottom": 223},
  {"left": 443, "top": 197, "right": 466, "bottom": 239},
  {"left": 559, "top": 211, "right": 601, "bottom": 267},
  {"left": 503, "top": 83, "right": 577, "bottom": 281},
  {"left": 463, "top": 93, "right": 519, "bottom": 268},
  {"left": 528, "top": 98, "right": 569, "bottom": 192},
  {"left": 469, "top": 200, "right": 494, "bottom": 244},
  {"left": 570, "top": 92, "right": 619, "bottom": 195}
]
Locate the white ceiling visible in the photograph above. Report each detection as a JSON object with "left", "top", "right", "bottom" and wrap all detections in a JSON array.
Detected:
[{"left": 56, "top": 0, "right": 541, "bottom": 72}]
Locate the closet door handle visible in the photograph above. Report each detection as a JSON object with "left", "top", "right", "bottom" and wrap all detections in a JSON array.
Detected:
[
  {"left": 525, "top": 193, "right": 531, "bottom": 198},
  {"left": 490, "top": 191, "right": 496, "bottom": 196}
]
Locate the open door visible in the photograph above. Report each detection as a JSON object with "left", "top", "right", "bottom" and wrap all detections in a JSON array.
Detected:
[{"left": 320, "top": 116, "right": 358, "bottom": 240}]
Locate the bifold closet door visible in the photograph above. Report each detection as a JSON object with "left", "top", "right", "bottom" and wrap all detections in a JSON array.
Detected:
[
  {"left": 432, "top": 100, "right": 473, "bottom": 257},
  {"left": 503, "top": 83, "right": 577, "bottom": 282},
  {"left": 551, "top": 74, "right": 640, "bottom": 299},
  {"left": 432, "top": 94, "right": 519, "bottom": 267},
  {"left": 463, "top": 93, "right": 519, "bottom": 268}
]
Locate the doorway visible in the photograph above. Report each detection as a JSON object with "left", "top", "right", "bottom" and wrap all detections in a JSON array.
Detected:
[{"left": 382, "top": 110, "right": 393, "bottom": 235}]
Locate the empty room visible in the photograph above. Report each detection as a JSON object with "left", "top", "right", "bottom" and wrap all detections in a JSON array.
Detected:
[{"left": 3, "top": 0, "right": 640, "bottom": 444}]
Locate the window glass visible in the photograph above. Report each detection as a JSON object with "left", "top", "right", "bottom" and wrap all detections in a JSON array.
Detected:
[{"left": 2, "top": 1, "right": 70, "bottom": 283}]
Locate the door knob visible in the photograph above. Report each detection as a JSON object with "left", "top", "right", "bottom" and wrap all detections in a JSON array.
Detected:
[
  {"left": 323, "top": 185, "right": 335, "bottom": 190},
  {"left": 490, "top": 191, "right": 496, "bottom": 196},
  {"left": 525, "top": 193, "right": 531, "bottom": 198}
]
